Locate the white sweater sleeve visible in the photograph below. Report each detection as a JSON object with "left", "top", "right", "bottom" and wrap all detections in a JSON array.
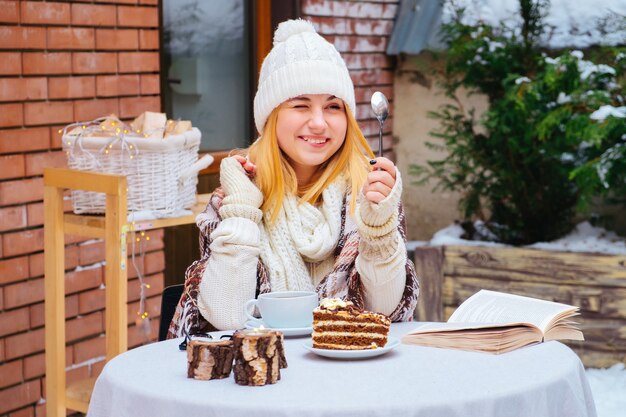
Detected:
[
  {"left": 196, "top": 157, "right": 264, "bottom": 330},
  {"left": 197, "top": 216, "right": 260, "bottom": 330},
  {"left": 355, "top": 169, "right": 406, "bottom": 316},
  {"left": 355, "top": 231, "right": 407, "bottom": 316}
]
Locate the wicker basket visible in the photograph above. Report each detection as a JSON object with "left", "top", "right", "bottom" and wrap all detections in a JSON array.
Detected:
[{"left": 63, "top": 127, "right": 212, "bottom": 215}]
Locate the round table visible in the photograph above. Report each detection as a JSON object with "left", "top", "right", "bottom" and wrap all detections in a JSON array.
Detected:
[{"left": 86, "top": 323, "right": 596, "bottom": 417}]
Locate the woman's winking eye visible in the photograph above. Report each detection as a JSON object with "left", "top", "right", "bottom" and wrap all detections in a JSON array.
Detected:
[{"left": 285, "top": 96, "right": 344, "bottom": 111}]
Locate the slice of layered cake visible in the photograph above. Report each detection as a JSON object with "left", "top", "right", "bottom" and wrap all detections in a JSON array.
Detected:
[{"left": 312, "top": 298, "right": 391, "bottom": 350}]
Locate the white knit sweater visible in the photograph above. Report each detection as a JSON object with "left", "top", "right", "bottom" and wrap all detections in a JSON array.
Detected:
[{"left": 197, "top": 160, "right": 407, "bottom": 330}]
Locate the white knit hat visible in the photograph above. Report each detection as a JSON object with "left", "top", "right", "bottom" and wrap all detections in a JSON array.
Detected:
[{"left": 253, "top": 19, "right": 356, "bottom": 134}]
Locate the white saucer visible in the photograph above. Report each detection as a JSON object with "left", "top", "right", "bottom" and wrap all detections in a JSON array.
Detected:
[
  {"left": 244, "top": 320, "right": 312, "bottom": 337},
  {"left": 302, "top": 337, "right": 400, "bottom": 359}
]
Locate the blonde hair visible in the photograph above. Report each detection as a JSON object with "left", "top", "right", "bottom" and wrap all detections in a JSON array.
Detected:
[{"left": 246, "top": 104, "right": 375, "bottom": 225}]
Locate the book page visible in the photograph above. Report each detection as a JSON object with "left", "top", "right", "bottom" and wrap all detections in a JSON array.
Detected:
[
  {"left": 544, "top": 320, "right": 584, "bottom": 341},
  {"left": 448, "top": 290, "right": 577, "bottom": 332},
  {"left": 407, "top": 321, "right": 536, "bottom": 333}
]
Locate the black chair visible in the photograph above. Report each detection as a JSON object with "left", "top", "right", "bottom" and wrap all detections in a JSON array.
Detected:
[{"left": 158, "top": 284, "right": 184, "bottom": 341}]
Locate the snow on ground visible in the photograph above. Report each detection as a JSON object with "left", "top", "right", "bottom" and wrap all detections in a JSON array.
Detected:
[
  {"left": 407, "top": 221, "right": 626, "bottom": 416},
  {"left": 409, "top": 221, "right": 626, "bottom": 255},
  {"left": 586, "top": 364, "right": 626, "bottom": 417},
  {"left": 527, "top": 222, "right": 626, "bottom": 255}
]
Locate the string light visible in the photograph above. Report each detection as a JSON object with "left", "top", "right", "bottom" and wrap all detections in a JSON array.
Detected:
[
  {"left": 63, "top": 115, "right": 182, "bottom": 144},
  {"left": 60, "top": 114, "right": 186, "bottom": 341},
  {"left": 61, "top": 116, "right": 149, "bottom": 164},
  {"left": 131, "top": 228, "right": 152, "bottom": 340}
]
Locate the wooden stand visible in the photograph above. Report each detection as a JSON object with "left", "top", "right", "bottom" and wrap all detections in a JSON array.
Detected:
[
  {"left": 43, "top": 167, "right": 213, "bottom": 416},
  {"left": 187, "top": 339, "right": 234, "bottom": 380},
  {"left": 232, "top": 329, "right": 287, "bottom": 386}
]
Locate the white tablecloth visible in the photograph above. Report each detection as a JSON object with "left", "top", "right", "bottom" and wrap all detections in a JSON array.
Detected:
[{"left": 86, "top": 322, "right": 596, "bottom": 417}]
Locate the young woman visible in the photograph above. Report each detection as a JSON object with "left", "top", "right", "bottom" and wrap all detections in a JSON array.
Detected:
[{"left": 168, "top": 19, "right": 418, "bottom": 335}]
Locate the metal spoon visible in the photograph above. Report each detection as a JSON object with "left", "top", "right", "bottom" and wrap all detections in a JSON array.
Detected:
[
  {"left": 370, "top": 91, "right": 389, "bottom": 158},
  {"left": 371, "top": 91, "right": 389, "bottom": 156}
]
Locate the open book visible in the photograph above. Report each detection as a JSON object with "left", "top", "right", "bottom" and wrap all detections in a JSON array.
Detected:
[{"left": 402, "top": 290, "right": 584, "bottom": 354}]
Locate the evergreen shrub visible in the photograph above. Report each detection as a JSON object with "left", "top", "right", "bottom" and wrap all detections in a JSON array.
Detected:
[{"left": 411, "top": 0, "right": 626, "bottom": 244}]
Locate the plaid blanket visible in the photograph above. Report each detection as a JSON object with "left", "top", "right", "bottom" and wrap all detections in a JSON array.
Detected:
[{"left": 167, "top": 189, "right": 419, "bottom": 338}]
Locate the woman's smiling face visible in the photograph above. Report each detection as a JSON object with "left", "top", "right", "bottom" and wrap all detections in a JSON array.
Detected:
[{"left": 275, "top": 94, "right": 347, "bottom": 183}]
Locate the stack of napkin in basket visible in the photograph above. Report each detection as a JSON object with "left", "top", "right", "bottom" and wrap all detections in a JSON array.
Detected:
[{"left": 67, "top": 111, "right": 193, "bottom": 139}]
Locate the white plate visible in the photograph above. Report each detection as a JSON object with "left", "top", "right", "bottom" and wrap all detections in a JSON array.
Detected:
[
  {"left": 244, "top": 320, "right": 312, "bottom": 337},
  {"left": 302, "top": 337, "right": 400, "bottom": 359}
]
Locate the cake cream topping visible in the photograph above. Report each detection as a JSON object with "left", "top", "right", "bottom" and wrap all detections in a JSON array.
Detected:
[{"left": 319, "top": 298, "right": 349, "bottom": 310}]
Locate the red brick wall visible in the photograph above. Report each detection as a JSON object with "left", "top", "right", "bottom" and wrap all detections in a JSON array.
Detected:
[
  {"left": 0, "top": 1, "right": 163, "bottom": 415},
  {"left": 301, "top": 0, "right": 398, "bottom": 157}
]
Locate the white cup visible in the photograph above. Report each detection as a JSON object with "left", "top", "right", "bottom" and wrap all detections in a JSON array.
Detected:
[{"left": 244, "top": 291, "right": 318, "bottom": 329}]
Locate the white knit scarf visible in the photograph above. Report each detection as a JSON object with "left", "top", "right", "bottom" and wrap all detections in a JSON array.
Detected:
[{"left": 259, "top": 179, "right": 345, "bottom": 292}]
